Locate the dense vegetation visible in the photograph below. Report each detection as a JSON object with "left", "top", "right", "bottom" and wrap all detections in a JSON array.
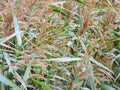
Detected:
[{"left": 0, "top": 0, "right": 120, "bottom": 90}]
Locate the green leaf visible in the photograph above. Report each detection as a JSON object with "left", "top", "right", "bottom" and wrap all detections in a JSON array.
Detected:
[
  {"left": 90, "top": 57, "right": 114, "bottom": 74},
  {"left": 74, "top": 0, "right": 87, "bottom": 5},
  {"left": 0, "top": 43, "right": 16, "bottom": 50},
  {"left": 100, "top": 84, "right": 116, "bottom": 90},
  {"left": 113, "top": 31, "right": 120, "bottom": 36},
  {"left": 12, "top": 10, "right": 22, "bottom": 46},
  {"left": 49, "top": 5, "right": 69, "bottom": 16},
  {"left": 87, "top": 63, "right": 96, "bottom": 90},
  {"left": 82, "top": 87, "right": 90, "bottom": 90},
  {"left": 0, "top": 74, "right": 20, "bottom": 90},
  {"left": 115, "top": 72, "right": 120, "bottom": 81},
  {"left": 52, "top": 75, "right": 68, "bottom": 81},
  {"left": 87, "top": 76, "right": 96, "bottom": 90},
  {"left": 60, "top": 33, "right": 71, "bottom": 37},
  {"left": 50, "top": 1, "right": 66, "bottom": 5},
  {"left": 44, "top": 57, "right": 82, "bottom": 62},
  {"left": 3, "top": 52, "right": 16, "bottom": 73},
  {"left": 23, "top": 54, "right": 35, "bottom": 82},
  {"left": 23, "top": 63, "right": 32, "bottom": 82},
  {"left": 31, "top": 78, "right": 52, "bottom": 90},
  {"left": 0, "top": 53, "right": 3, "bottom": 59},
  {"left": 0, "top": 32, "right": 21, "bottom": 44}
]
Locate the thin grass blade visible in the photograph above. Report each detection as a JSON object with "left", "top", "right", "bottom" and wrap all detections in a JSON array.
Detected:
[
  {"left": 12, "top": 10, "right": 22, "bottom": 46},
  {"left": 31, "top": 78, "right": 52, "bottom": 90},
  {"left": 90, "top": 57, "right": 114, "bottom": 74},
  {"left": 0, "top": 74, "right": 20, "bottom": 90},
  {"left": 44, "top": 57, "right": 82, "bottom": 62},
  {"left": 0, "top": 32, "right": 21, "bottom": 44},
  {"left": 100, "top": 84, "right": 116, "bottom": 90}
]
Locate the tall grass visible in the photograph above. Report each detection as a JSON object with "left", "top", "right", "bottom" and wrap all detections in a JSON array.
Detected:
[{"left": 0, "top": 0, "right": 120, "bottom": 90}]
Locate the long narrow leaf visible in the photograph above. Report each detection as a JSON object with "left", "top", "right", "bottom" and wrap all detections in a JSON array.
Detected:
[
  {"left": 44, "top": 57, "right": 82, "bottom": 62},
  {"left": 74, "top": 0, "right": 88, "bottom": 5},
  {"left": 87, "top": 76, "right": 96, "bottom": 90},
  {"left": 0, "top": 32, "right": 21, "bottom": 44},
  {"left": 0, "top": 74, "right": 20, "bottom": 90},
  {"left": 14, "top": 71, "right": 27, "bottom": 90},
  {"left": 90, "top": 57, "right": 114, "bottom": 74},
  {"left": 100, "top": 84, "right": 116, "bottom": 90},
  {"left": 12, "top": 10, "right": 22, "bottom": 46},
  {"left": 49, "top": 5, "right": 69, "bottom": 16},
  {"left": 0, "top": 43, "right": 16, "bottom": 50},
  {"left": 23, "top": 54, "right": 35, "bottom": 82},
  {"left": 31, "top": 78, "right": 52, "bottom": 90},
  {"left": 23, "top": 63, "right": 32, "bottom": 82},
  {"left": 3, "top": 52, "right": 16, "bottom": 73}
]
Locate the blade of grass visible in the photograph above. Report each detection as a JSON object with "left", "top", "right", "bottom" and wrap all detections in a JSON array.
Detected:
[
  {"left": 23, "top": 54, "right": 35, "bottom": 82},
  {"left": 3, "top": 52, "right": 16, "bottom": 73},
  {"left": 23, "top": 63, "right": 32, "bottom": 82},
  {"left": 14, "top": 71, "right": 27, "bottom": 90},
  {"left": 44, "top": 57, "right": 82, "bottom": 62},
  {"left": 0, "top": 74, "right": 20, "bottom": 90},
  {"left": 77, "top": 3, "right": 82, "bottom": 26},
  {"left": 50, "top": 1, "right": 66, "bottom": 5},
  {"left": 115, "top": 72, "right": 120, "bottom": 81},
  {"left": 81, "top": 87, "right": 91, "bottom": 90},
  {"left": 0, "top": 32, "right": 22, "bottom": 44},
  {"left": 49, "top": 5, "right": 69, "bottom": 16},
  {"left": 100, "top": 84, "right": 116, "bottom": 90},
  {"left": 87, "top": 61, "right": 96, "bottom": 90},
  {"left": 52, "top": 75, "right": 68, "bottom": 82},
  {"left": 74, "top": 0, "right": 88, "bottom": 5},
  {"left": 87, "top": 76, "right": 96, "bottom": 90},
  {"left": 31, "top": 78, "right": 52, "bottom": 90},
  {"left": 0, "top": 43, "right": 16, "bottom": 50},
  {"left": 12, "top": 10, "right": 22, "bottom": 46},
  {"left": 90, "top": 57, "right": 114, "bottom": 74}
]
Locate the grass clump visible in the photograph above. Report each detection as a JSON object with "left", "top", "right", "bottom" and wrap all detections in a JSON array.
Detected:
[{"left": 0, "top": 0, "right": 120, "bottom": 90}]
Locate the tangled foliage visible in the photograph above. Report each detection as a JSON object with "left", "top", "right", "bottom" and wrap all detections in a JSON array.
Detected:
[{"left": 0, "top": 0, "right": 120, "bottom": 90}]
